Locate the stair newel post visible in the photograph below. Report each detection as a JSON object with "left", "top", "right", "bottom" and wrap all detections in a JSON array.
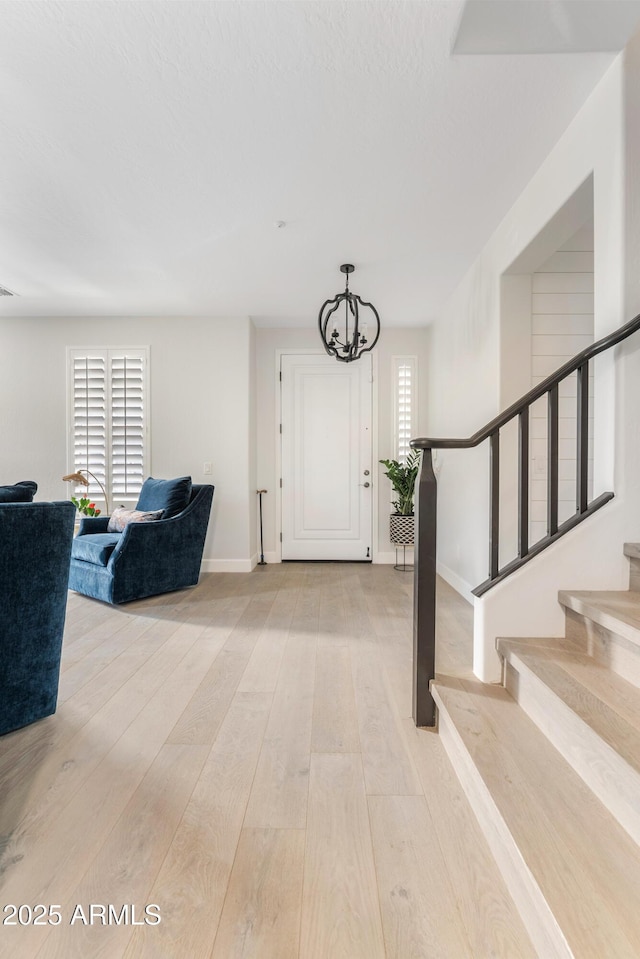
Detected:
[{"left": 413, "top": 445, "right": 437, "bottom": 727}]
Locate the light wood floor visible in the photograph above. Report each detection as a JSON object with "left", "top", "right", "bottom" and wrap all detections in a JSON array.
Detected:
[{"left": 0, "top": 564, "right": 535, "bottom": 958}]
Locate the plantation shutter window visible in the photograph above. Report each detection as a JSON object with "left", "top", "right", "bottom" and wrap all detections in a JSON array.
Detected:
[
  {"left": 392, "top": 356, "right": 417, "bottom": 463},
  {"left": 72, "top": 354, "right": 107, "bottom": 497},
  {"left": 68, "top": 348, "right": 149, "bottom": 504},
  {"left": 111, "top": 355, "right": 145, "bottom": 496}
]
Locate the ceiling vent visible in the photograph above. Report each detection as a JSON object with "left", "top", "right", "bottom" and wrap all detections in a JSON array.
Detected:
[{"left": 0, "top": 285, "right": 15, "bottom": 296}]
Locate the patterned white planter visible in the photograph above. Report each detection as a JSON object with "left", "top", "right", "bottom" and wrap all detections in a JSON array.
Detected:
[{"left": 389, "top": 513, "right": 414, "bottom": 546}]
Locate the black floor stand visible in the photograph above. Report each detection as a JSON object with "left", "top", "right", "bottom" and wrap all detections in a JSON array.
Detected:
[
  {"left": 393, "top": 545, "right": 414, "bottom": 572},
  {"left": 257, "top": 489, "right": 267, "bottom": 565}
]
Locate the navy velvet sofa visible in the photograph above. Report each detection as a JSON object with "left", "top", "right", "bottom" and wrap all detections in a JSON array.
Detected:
[
  {"left": 0, "top": 500, "right": 75, "bottom": 735},
  {"left": 0, "top": 479, "right": 38, "bottom": 502},
  {"left": 68, "top": 483, "right": 214, "bottom": 604}
]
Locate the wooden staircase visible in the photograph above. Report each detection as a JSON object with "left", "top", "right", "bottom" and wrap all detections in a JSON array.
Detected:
[{"left": 432, "top": 544, "right": 640, "bottom": 959}]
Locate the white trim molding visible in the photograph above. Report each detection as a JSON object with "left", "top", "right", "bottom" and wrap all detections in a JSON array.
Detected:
[{"left": 201, "top": 557, "right": 257, "bottom": 573}]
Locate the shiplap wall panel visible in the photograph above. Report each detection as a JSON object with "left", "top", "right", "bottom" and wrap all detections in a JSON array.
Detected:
[
  {"left": 532, "top": 292, "right": 594, "bottom": 315},
  {"left": 530, "top": 416, "right": 583, "bottom": 441},
  {"left": 532, "top": 314, "right": 595, "bottom": 335},
  {"left": 530, "top": 437, "right": 584, "bottom": 461},
  {"left": 532, "top": 356, "right": 592, "bottom": 379},
  {"left": 531, "top": 273, "right": 593, "bottom": 294},
  {"left": 558, "top": 395, "right": 594, "bottom": 419},
  {"left": 531, "top": 334, "right": 594, "bottom": 356},
  {"left": 529, "top": 226, "right": 594, "bottom": 545},
  {"left": 531, "top": 479, "right": 576, "bottom": 502}
]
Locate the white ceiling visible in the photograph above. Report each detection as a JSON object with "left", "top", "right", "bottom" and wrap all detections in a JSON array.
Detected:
[{"left": 0, "top": 0, "right": 638, "bottom": 327}]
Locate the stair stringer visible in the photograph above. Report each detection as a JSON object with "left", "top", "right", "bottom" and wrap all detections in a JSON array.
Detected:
[{"left": 473, "top": 498, "right": 628, "bottom": 683}]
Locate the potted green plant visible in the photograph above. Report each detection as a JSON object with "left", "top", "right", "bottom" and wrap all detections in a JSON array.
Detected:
[
  {"left": 70, "top": 495, "right": 102, "bottom": 517},
  {"left": 379, "top": 449, "right": 421, "bottom": 545}
]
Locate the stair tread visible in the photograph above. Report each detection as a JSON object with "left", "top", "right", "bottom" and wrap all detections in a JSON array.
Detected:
[
  {"left": 433, "top": 677, "right": 640, "bottom": 958},
  {"left": 624, "top": 542, "right": 640, "bottom": 560},
  {"left": 498, "top": 636, "right": 640, "bottom": 759},
  {"left": 559, "top": 589, "right": 640, "bottom": 645}
]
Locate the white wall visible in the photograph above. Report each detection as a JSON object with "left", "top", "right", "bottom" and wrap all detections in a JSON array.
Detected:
[
  {"left": 0, "top": 315, "right": 255, "bottom": 570},
  {"left": 426, "top": 49, "right": 640, "bottom": 681},
  {"left": 255, "top": 325, "right": 430, "bottom": 563}
]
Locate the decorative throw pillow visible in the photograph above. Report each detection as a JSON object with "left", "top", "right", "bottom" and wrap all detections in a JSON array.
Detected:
[
  {"left": 0, "top": 480, "right": 38, "bottom": 503},
  {"left": 135, "top": 475, "right": 192, "bottom": 518},
  {"left": 107, "top": 506, "right": 164, "bottom": 533}
]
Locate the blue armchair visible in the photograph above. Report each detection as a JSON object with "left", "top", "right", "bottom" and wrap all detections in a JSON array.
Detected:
[
  {"left": 68, "top": 482, "right": 214, "bottom": 604},
  {"left": 0, "top": 501, "right": 75, "bottom": 735}
]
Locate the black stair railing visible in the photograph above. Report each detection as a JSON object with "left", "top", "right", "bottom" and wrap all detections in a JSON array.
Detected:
[{"left": 410, "top": 311, "right": 640, "bottom": 727}]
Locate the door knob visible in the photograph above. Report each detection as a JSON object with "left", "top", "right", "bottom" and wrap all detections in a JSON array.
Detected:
[
  {"left": 362, "top": 481, "right": 370, "bottom": 488},
  {"left": 364, "top": 470, "right": 370, "bottom": 476}
]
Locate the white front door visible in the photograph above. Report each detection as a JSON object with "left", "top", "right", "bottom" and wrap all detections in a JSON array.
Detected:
[{"left": 281, "top": 353, "right": 373, "bottom": 561}]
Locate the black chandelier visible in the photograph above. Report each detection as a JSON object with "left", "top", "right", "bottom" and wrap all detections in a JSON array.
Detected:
[{"left": 318, "top": 264, "right": 381, "bottom": 363}]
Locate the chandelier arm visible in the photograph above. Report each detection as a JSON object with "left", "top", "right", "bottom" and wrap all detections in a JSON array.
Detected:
[
  {"left": 325, "top": 298, "right": 343, "bottom": 332},
  {"left": 319, "top": 297, "right": 344, "bottom": 357},
  {"left": 344, "top": 294, "right": 349, "bottom": 350},
  {"left": 352, "top": 296, "right": 381, "bottom": 356},
  {"left": 319, "top": 296, "right": 342, "bottom": 329},
  {"left": 348, "top": 296, "right": 360, "bottom": 360}
]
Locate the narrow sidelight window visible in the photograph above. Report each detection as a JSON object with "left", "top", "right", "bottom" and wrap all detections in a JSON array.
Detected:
[{"left": 392, "top": 355, "right": 417, "bottom": 462}]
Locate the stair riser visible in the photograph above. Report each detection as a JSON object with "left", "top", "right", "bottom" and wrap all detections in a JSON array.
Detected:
[
  {"left": 504, "top": 657, "right": 640, "bottom": 848},
  {"left": 565, "top": 608, "right": 640, "bottom": 690},
  {"left": 434, "top": 690, "right": 574, "bottom": 959}
]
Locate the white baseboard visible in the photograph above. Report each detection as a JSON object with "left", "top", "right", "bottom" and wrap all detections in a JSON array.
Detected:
[
  {"left": 375, "top": 547, "right": 416, "bottom": 566},
  {"left": 201, "top": 558, "right": 256, "bottom": 573},
  {"left": 375, "top": 551, "right": 399, "bottom": 565},
  {"left": 437, "top": 561, "right": 474, "bottom": 605}
]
